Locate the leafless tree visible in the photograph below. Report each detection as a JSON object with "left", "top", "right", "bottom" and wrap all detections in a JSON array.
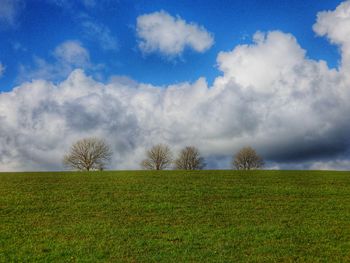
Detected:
[
  {"left": 232, "top": 146, "right": 264, "bottom": 170},
  {"left": 63, "top": 137, "right": 112, "bottom": 171},
  {"left": 141, "top": 144, "right": 173, "bottom": 170},
  {"left": 174, "top": 146, "right": 205, "bottom": 170}
]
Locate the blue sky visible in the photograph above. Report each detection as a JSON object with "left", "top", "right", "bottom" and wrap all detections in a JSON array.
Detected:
[
  {"left": 0, "top": 0, "right": 343, "bottom": 91},
  {"left": 1, "top": 0, "right": 350, "bottom": 171}
]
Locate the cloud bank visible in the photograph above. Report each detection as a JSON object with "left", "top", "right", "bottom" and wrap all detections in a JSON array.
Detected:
[
  {"left": 1, "top": 2, "right": 350, "bottom": 171},
  {"left": 136, "top": 10, "right": 214, "bottom": 57}
]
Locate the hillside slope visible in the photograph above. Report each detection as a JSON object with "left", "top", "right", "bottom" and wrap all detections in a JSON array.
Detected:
[{"left": 1, "top": 170, "right": 349, "bottom": 262}]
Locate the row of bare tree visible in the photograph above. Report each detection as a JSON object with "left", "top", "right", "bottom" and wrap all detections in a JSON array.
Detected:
[
  {"left": 63, "top": 137, "right": 264, "bottom": 171},
  {"left": 141, "top": 144, "right": 205, "bottom": 170}
]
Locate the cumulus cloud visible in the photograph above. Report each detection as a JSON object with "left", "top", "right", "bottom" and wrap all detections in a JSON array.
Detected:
[
  {"left": 18, "top": 40, "right": 92, "bottom": 82},
  {"left": 313, "top": 1, "right": 350, "bottom": 47},
  {"left": 215, "top": 28, "right": 349, "bottom": 161},
  {"left": 313, "top": 0, "right": 350, "bottom": 75},
  {"left": 0, "top": 0, "right": 24, "bottom": 28},
  {"left": 136, "top": 10, "right": 214, "bottom": 57},
  {"left": 54, "top": 40, "right": 90, "bottom": 66},
  {"left": 1, "top": 1, "right": 350, "bottom": 171}
]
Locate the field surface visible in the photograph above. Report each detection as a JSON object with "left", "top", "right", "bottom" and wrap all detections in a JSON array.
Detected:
[{"left": 1, "top": 170, "right": 350, "bottom": 262}]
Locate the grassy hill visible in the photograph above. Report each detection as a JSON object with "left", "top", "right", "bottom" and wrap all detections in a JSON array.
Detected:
[{"left": 1, "top": 170, "right": 349, "bottom": 262}]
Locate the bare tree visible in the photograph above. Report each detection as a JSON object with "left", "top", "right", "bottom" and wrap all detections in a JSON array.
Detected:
[
  {"left": 174, "top": 146, "right": 206, "bottom": 170},
  {"left": 63, "top": 137, "right": 112, "bottom": 171},
  {"left": 232, "top": 146, "right": 264, "bottom": 170},
  {"left": 141, "top": 144, "right": 172, "bottom": 170}
]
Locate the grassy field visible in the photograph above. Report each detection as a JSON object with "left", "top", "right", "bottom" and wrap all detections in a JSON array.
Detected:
[{"left": 1, "top": 170, "right": 349, "bottom": 262}]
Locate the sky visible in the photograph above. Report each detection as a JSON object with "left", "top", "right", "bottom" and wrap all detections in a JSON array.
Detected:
[{"left": 0, "top": 0, "right": 350, "bottom": 171}]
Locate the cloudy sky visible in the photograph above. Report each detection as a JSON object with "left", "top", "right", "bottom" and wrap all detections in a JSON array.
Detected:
[{"left": 0, "top": 0, "right": 350, "bottom": 171}]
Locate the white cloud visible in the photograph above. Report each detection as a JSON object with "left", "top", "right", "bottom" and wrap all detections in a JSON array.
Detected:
[
  {"left": 0, "top": 63, "right": 5, "bottom": 77},
  {"left": 216, "top": 31, "right": 307, "bottom": 93},
  {"left": 0, "top": 0, "right": 24, "bottom": 27},
  {"left": 313, "top": 1, "right": 350, "bottom": 48},
  {"left": 313, "top": 0, "right": 350, "bottom": 75},
  {"left": 18, "top": 40, "right": 92, "bottom": 82},
  {"left": 54, "top": 40, "right": 90, "bottom": 66},
  {"left": 136, "top": 10, "right": 214, "bottom": 57},
  {"left": 1, "top": 1, "right": 350, "bottom": 171}
]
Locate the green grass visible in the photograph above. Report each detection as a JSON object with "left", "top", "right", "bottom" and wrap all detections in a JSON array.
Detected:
[{"left": 1, "top": 170, "right": 350, "bottom": 262}]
